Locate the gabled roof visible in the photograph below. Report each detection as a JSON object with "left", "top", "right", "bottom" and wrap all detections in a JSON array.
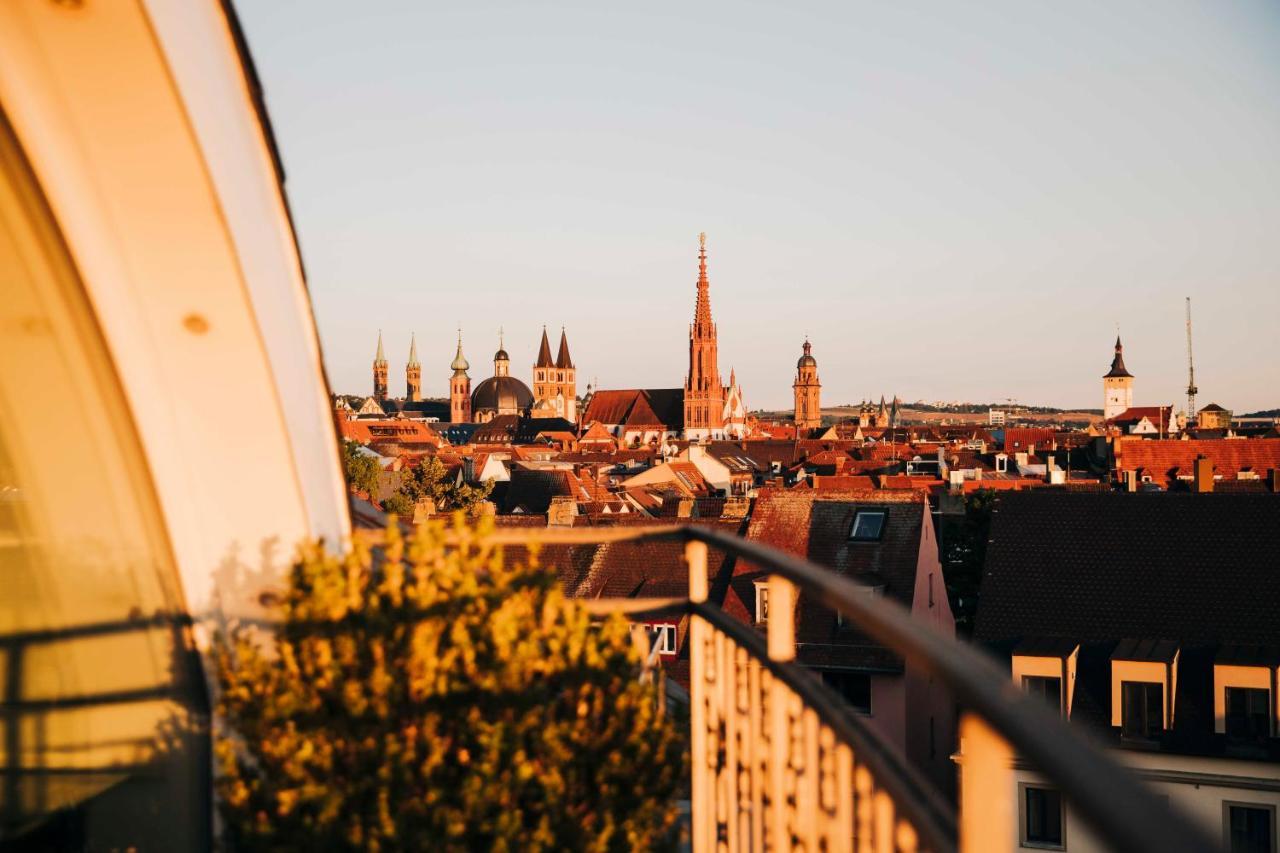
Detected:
[{"left": 582, "top": 389, "right": 684, "bottom": 431}]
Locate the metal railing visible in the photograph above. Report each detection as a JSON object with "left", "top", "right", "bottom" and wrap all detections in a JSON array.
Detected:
[{"left": 482, "top": 522, "right": 1216, "bottom": 853}]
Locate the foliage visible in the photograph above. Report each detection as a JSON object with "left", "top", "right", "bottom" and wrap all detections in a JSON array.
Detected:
[
  {"left": 939, "top": 488, "right": 996, "bottom": 635},
  {"left": 341, "top": 439, "right": 382, "bottom": 497},
  {"left": 379, "top": 492, "right": 414, "bottom": 517},
  {"left": 214, "top": 516, "right": 685, "bottom": 852},
  {"left": 399, "top": 455, "right": 492, "bottom": 513}
]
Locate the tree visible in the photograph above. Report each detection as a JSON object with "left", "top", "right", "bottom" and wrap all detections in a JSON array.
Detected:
[
  {"left": 399, "top": 455, "right": 493, "bottom": 513},
  {"left": 379, "top": 492, "right": 414, "bottom": 517},
  {"left": 341, "top": 439, "right": 381, "bottom": 497},
  {"left": 214, "top": 516, "right": 685, "bottom": 852}
]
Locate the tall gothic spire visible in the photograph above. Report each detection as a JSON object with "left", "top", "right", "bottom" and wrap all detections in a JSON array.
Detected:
[
  {"left": 374, "top": 330, "right": 387, "bottom": 365},
  {"left": 407, "top": 333, "right": 419, "bottom": 367},
  {"left": 693, "top": 231, "right": 713, "bottom": 332}
]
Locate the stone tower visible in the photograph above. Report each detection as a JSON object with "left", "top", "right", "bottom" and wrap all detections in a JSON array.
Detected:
[
  {"left": 372, "top": 330, "right": 388, "bottom": 400},
  {"left": 793, "top": 338, "right": 821, "bottom": 431},
  {"left": 683, "top": 232, "right": 726, "bottom": 440},
  {"left": 1103, "top": 335, "right": 1134, "bottom": 421},
  {"left": 534, "top": 327, "right": 577, "bottom": 421},
  {"left": 449, "top": 330, "right": 471, "bottom": 423},
  {"left": 406, "top": 333, "right": 421, "bottom": 402}
]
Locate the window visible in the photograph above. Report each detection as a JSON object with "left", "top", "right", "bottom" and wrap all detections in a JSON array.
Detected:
[
  {"left": 1023, "top": 786, "right": 1064, "bottom": 848},
  {"left": 1226, "top": 687, "right": 1272, "bottom": 742},
  {"left": 755, "top": 583, "right": 769, "bottom": 624},
  {"left": 849, "top": 510, "right": 887, "bottom": 541},
  {"left": 644, "top": 623, "right": 676, "bottom": 655},
  {"left": 1024, "top": 676, "right": 1063, "bottom": 712},
  {"left": 1121, "top": 681, "right": 1164, "bottom": 739},
  {"left": 1225, "top": 803, "right": 1275, "bottom": 853},
  {"left": 821, "top": 671, "right": 872, "bottom": 714}
]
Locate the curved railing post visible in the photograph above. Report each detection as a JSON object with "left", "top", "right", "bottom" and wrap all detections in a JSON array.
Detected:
[
  {"left": 767, "top": 574, "right": 796, "bottom": 850},
  {"left": 686, "top": 540, "right": 710, "bottom": 853}
]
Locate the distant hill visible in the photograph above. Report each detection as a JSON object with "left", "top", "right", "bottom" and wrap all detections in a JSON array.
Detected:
[
  {"left": 1242, "top": 409, "right": 1280, "bottom": 418},
  {"left": 752, "top": 403, "right": 1102, "bottom": 427}
]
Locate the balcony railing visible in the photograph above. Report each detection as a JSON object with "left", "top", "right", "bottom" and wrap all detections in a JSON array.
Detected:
[{"left": 480, "top": 522, "right": 1216, "bottom": 853}]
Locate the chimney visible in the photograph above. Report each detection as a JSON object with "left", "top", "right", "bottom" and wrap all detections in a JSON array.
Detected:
[
  {"left": 1125, "top": 469, "right": 1138, "bottom": 492},
  {"left": 676, "top": 497, "right": 696, "bottom": 518},
  {"left": 1194, "top": 456, "right": 1214, "bottom": 493},
  {"left": 547, "top": 495, "right": 579, "bottom": 527}
]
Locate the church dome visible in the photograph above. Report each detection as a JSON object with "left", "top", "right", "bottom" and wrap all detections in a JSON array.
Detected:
[
  {"left": 797, "top": 353, "right": 817, "bottom": 369},
  {"left": 471, "top": 375, "right": 533, "bottom": 415}
]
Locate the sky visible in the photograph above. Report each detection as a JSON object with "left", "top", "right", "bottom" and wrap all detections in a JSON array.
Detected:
[{"left": 236, "top": 0, "right": 1280, "bottom": 412}]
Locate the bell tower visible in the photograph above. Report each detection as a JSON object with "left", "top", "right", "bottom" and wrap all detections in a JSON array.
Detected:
[
  {"left": 1103, "top": 335, "right": 1134, "bottom": 421},
  {"left": 406, "top": 333, "right": 421, "bottom": 402},
  {"left": 793, "top": 338, "right": 821, "bottom": 431},
  {"left": 449, "top": 329, "right": 472, "bottom": 423},
  {"left": 372, "top": 330, "right": 388, "bottom": 400}
]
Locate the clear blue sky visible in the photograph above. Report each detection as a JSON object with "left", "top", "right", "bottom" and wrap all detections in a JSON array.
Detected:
[{"left": 237, "top": 0, "right": 1280, "bottom": 412}]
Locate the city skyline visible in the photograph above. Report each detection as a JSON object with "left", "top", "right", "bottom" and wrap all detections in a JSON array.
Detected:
[{"left": 238, "top": 1, "right": 1280, "bottom": 411}]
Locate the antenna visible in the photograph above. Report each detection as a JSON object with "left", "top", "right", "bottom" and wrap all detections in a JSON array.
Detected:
[{"left": 1185, "top": 297, "right": 1198, "bottom": 427}]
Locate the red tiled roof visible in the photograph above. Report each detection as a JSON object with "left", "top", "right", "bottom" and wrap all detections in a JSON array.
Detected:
[
  {"left": 582, "top": 389, "right": 684, "bottom": 430},
  {"left": 1115, "top": 437, "right": 1280, "bottom": 487}
]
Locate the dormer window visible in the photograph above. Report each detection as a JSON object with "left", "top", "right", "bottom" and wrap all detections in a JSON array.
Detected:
[
  {"left": 1214, "top": 646, "right": 1278, "bottom": 745},
  {"left": 1023, "top": 675, "right": 1062, "bottom": 710},
  {"left": 849, "top": 510, "right": 887, "bottom": 541},
  {"left": 1012, "top": 639, "right": 1077, "bottom": 718},
  {"left": 643, "top": 623, "right": 677, "bottom": 655},
  {"left": 1111, "top": 639, "right": 1179, "bottom": 741}
]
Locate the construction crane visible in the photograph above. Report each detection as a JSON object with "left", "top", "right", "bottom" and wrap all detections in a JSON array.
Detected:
[{"left": 1185, "top": 297, "right": 1198, "bottom": 427}]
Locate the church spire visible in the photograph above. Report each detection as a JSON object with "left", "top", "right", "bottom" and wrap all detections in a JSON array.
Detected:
[
  {"left": 536, "top": 326, "right": 555, "bottom": 368},
  {"left": 693, "top": 231, "right": 713, "bottom": 331},
  {"left": 451, "top": 328, "right": 469, "bottom": 374},
  {"left": 407, "top": 333, "right": 419, "bottom": 367},
  {"left": 555, "top": 327, "right": 574, "bottom": 369},
  {"left": 1105, "top": 335, "right": 1132, "bottom": 378},
  {"left": 374, "top": 330, "right": 387, "bottom": 365},
  {"left": 372, "top": 329, "right": 389, "bottom": 400}
]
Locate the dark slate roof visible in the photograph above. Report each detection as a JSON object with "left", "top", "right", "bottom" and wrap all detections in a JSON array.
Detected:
[
  {"left": 974, "top": 492, "right": 1280, "bottom": 647},
  {"left": 381, "top": 398, "right": 450, "bottom": 420},
  {"left": 514, "top": 417, "right": 577, "bottom": 444},
  {"left": 1104, "top": 336, "right": 1132, "bottom": 378},
  {"left": 435, "top": 422, "right": 479, "bottom": 445}
]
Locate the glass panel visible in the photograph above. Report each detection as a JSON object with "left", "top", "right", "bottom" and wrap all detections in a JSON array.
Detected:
[
  {"left": 0, "top": 114, "right": 208, "bottom": 849},
  {"left": 1228, "top": 805, "right": 1272, "bottom": 853},
  {"left": 1023, "top": 675, "right": 1062, "bottom": 711},
  {"left": 1226, "top": 688, "right": 1271, "bottom": 742},
  {"left": 1025, "top": 786, "right": 1063, "bottom": 845},
  {"left": 820, "top": 671, "right": 872, "bottom": 714},
  {"left": 849, "top": 511, "right": 885, "bottom": 540},
  {"left": 1121, "top": 681, "right": 1163, "bottom": 739}
]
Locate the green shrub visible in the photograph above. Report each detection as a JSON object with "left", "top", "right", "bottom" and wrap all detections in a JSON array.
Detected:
[{"left": 214, "top": 516, "right": 685, "bottom": 852}]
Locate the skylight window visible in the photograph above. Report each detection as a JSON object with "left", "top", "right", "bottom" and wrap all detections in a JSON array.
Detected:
[{"left": 849, "top": 510, "right": 886, "bottom": 541}]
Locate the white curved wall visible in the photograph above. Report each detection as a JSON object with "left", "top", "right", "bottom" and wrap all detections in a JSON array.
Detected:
[{"left": 0, "top": 0, "right": 350, "bottom": 618}]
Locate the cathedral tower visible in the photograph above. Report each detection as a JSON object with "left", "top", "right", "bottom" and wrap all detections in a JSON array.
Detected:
[
  {"left": 372, "top": 330, "right": 388, "bottom": 400},
  {"left": 683, "top": 232, "right": 726, "bottom": 440},
  {"left": 793, "top": 338, "right": 821, "bottom": 431},
  {"left": 1103, "top": 335, "right": 1134, "bottom": 421},
  {"left": 534, "top": 327, "right": 577, "bottom": 421},
  {"left": 449, "top": 330, "right": 471, "bottom": 423},
  {"left": 406, "top": 333, "right": 421, "bottom": 402}
]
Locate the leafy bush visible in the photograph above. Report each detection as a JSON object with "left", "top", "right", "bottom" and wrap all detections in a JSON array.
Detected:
[{"left": 214, "top": 516, "right": 685, "bottom": 852}]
